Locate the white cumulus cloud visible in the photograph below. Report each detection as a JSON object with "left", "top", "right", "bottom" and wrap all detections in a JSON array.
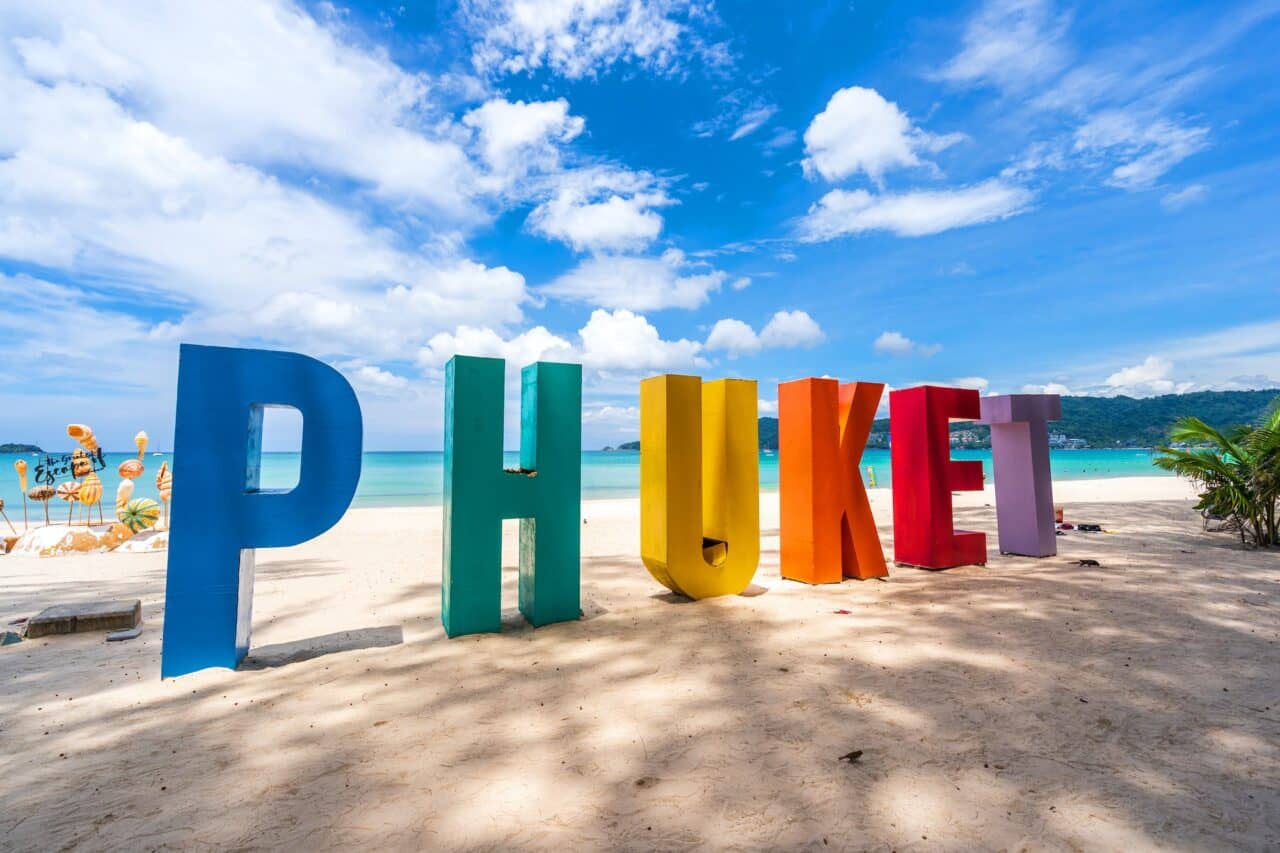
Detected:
[
  {"left": 416, "top": 325, "right": 573, "bottom": 369},
  {"left": 6, "top": 0, "right": 479, "bottom": 214},
  {"left": 338, "top": 362, "right": 412, "bottom": 397},
  {"left": 704, "top": 310, "right": 825, "bottom": 358},
  {"left": 1021, "top": 382, "right": 1074, "bottom": 395},
  {"left": 704, "top": 318, "right": 760, "bottom": 357},
  {"left": 0, "top": 0, "right": 553, "bottom": 373},
  {"left": 578, "top": 309, "right": 706, "bottom": 371},
  {"left": 526, "top": 167, "right": 674, "bottom": 253},
  {"left": 1103, "top": 355, "right": 1192, "bottom": 396},
  {"left": 873, "top": 331, "right": 941, "bottom": 358},
  {"left": 761, "top": 310, "right": 825, "bottom": 348},
  {"left": 542, "top": 249, "right": 726, "bottom": 311},
  {"left": 951, "top": 376, "right": 991, "bottom": 393},
  {"left": 461, "top": 0, "right": 727, "bottom": 80},
  {"left": 463, "top": 98, "right": 584, "bottom": 181},
  {"left": 802, "top": 86, "right": 963, "bottom": 184}
]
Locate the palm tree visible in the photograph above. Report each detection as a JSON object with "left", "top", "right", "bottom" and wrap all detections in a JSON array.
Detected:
[{"left": 1155, "top": 397, "right": 1280, "bottom": 547}]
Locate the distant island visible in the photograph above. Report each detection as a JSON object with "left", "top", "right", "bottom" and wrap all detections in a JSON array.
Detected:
[
  {"left": 0, "top": 443, "right": 43, "bottom": 453},
  {"left": 603, "top": 389, "right": 1280, "bottom": 451}
]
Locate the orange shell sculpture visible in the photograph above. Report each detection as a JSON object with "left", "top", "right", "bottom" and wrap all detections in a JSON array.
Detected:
[
  {"left": 67, "top": 423, "right": 99, "bottom": 453},
  {"left": 117, "top": 459, "right": 145, "bottom": 480},
  {"left": 156, "top": 461, "right": 172, "bottom": 501},
  {"left": 72, "top": 448, "right": 92, "bottom": 478},
  {"left": 79, "top": 472, "right": 103, "bottom": 506},
  {"left": 28, "top": 485, "right": 55, "bottom": 502}
]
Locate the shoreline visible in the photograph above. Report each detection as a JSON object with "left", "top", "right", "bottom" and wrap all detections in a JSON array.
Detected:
[
  {"left": 352, "top": 474, "right": 1193, "bottom": 512},
  {"left": 0, "top": 476, "right": 1197, "bottom": 538},
  {"left": 0, "top": 449, "right": 1176, "bottom": 517},
  {"left": 346, "top": 470, "right": 1185, "bottom": 510}
]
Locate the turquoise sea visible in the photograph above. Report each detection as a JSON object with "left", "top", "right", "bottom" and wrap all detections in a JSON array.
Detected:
[{"left": 0, "top": 448, "right": 1170, "bottom": 516}]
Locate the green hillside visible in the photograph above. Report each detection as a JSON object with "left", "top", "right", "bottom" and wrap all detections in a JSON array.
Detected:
[
  {"left": 763, "top": 389, "right": 1279, "bottom": 450},
  {"left": 605, "top": 389, "right": 1280, "bottom": 451},
  {"left": 1053, "top": 390, "right": 1280, "bottom": 446}
]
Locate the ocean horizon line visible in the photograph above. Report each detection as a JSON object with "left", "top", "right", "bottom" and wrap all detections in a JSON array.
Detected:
[{"left": 3, "top": 448, "right": 1172, "bottom": 513}]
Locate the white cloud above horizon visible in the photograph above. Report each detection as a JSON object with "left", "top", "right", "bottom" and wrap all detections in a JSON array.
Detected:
[
  {"left": 579, "top": 309, "right": 708, "bottom": 372},
  {"left": 874, "top": 331, "right": 942, "bottom": 358},
  {"left": 934, "top": 0, "right": 1072, "bottom": 92},
  {"left": 802, "top": 86, "right": 963, "bottom": 184},
  {"left": 799, "top": 180, "right": 1033, "bottom": 241},
  {"left": 0, "top": 0, "right": 1275, "bottom": 454},
  {"left": 941, "top": 0, "right": 1242, "bottom": 192},
  {"left": 463, "top": 97, "right": 584, "bottom": 185},
  {"left": 526, "top": 167, "right": 675, "bottom": 252},
  {"left": 460, "top": 0, "right": 729, "bottom": 80},
  {"left": 704, "top": 310, "right": 825, "bottom": 357},
  {"left": 541, "top": 249, "right": 727, "bottom": 311},
  {"left": 7, "top": 1, "right": 482, "bottom": 214},
  {"left": 1162, "top": 183, "right": 1208, "bottom": 211}
]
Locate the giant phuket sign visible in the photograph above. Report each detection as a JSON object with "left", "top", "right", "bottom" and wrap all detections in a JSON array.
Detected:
[{"left": 160, "top": 344, "right": 1060, "bottom": 678}]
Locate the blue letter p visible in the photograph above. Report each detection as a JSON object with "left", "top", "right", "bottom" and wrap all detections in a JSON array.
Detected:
[{"left": 161, "top": 344, "right": 363, "bottom": 677}]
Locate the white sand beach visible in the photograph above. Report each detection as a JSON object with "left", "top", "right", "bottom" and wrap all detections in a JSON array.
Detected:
[{"left": 2, "top": 476, "right": 1278, "bottom": 850}]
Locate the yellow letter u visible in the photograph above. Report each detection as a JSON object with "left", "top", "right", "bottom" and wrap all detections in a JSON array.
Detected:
[{"left": 640, "top": 375, "right": 759, "bottom": 599}]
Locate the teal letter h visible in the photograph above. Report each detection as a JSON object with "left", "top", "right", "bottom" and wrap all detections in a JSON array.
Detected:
[{"left": 442, "top": 355, "right": 582, "bottom": 637}]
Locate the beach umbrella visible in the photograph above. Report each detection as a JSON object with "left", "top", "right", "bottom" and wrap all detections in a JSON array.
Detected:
[
  {"left": 156, "top": 461, "right": 172, "bottom": 530},
  {"left": 119, "top": 498, "right": 160, "bottom": 533},
  {"left": 28, "top": 485, "right": 54, "bottom": 526},
  {"left": 0, "top": 498, "right": 15, "bottom": 536},
  {"left": 80, "top": 471, "right": 104, "bottom": 526},
  {"left": 14, "top": 459, "right": 28, "bottom": 529},
  {"left": 134, "top": 431, "right": 149, "bottom": 460}
]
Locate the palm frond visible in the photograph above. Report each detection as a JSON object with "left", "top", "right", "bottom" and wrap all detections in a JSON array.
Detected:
[{"left": 1167, "top": 416, "right": 1250, "bottom": 461}]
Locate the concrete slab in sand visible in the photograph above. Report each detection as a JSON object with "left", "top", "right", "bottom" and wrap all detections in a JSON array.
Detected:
[{"left": 26, "top": 600, "right": 141, "bottom": 638}]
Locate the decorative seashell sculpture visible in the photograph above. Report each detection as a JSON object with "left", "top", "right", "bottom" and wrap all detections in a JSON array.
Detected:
[
  {"left": 119, "top": 497, "right": 161, "bottom": 532},
  {"left": 79, "top": 471, "right": 104, "bottom": 526},
  {"left": 67, "top": 423, "right": 98, "bottom": 453},
  {"left": 71, "top": 447, "right": 92, "bottom": 478},
  {"left": 28, "top": 485, "right": 56, "bottom": 526},
  {"left": 118, "top": 459, "right": 145, "bottom": 480},
  {"left": 57, "top": 480, "right": 81, "bottom": 525},
  {"left": 156, "top": 461, "right": 172, "bottom": 530},
  {"left": 134, "top": 431, "right": 149, "bottom": 460},
  {"left": 115, "top": 478, "right": 135, "bottom": 514},
  {"left": 14, "top": 459, "right": 28, "bottom": 529}
]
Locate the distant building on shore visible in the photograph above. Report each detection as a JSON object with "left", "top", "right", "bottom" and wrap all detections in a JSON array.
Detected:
[
  {"left": 1048, "top": 433, "right": 1088, "bottom": 449},
  {"left": 949, "top": 429, "right": 987, "bottom": 449}
]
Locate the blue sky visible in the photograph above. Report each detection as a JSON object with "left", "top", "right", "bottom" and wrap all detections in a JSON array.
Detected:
[{"left": 1, "top": 0, "right": 1278, "bottom": 450}]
